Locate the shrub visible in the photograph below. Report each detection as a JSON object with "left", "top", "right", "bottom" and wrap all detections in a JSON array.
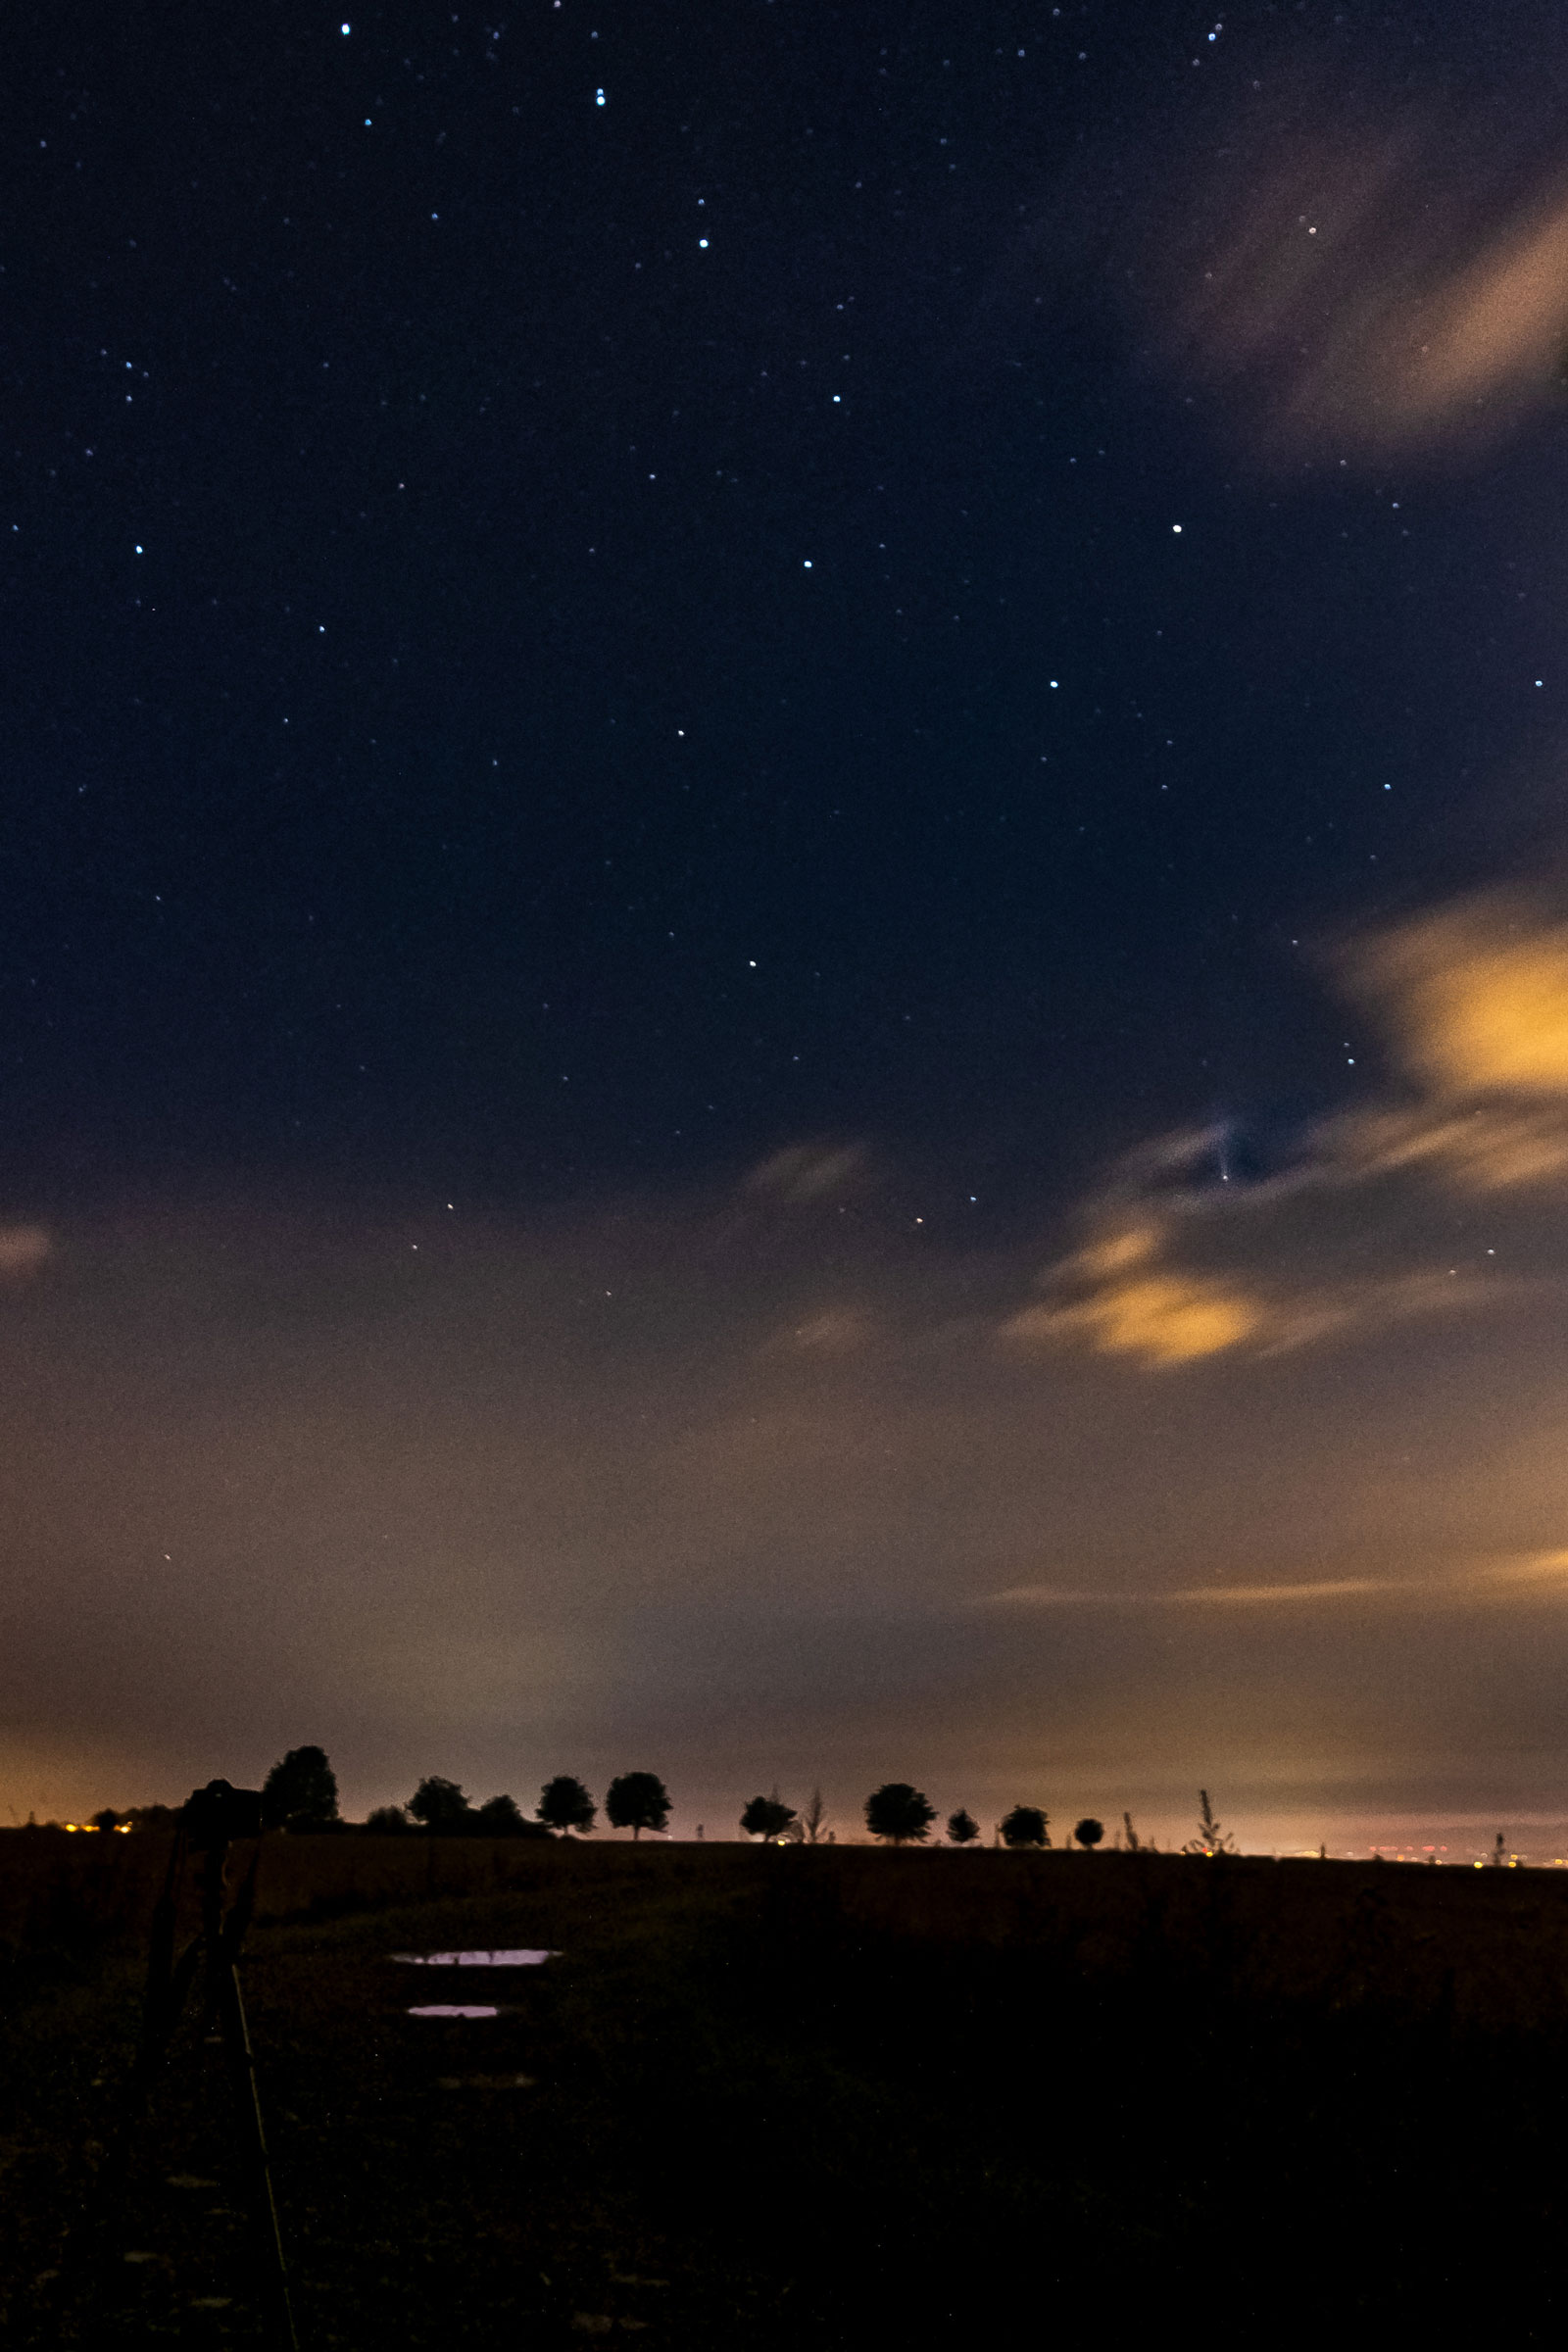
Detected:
[
  {"left": 947, "top": 1808, "right": 980, "bottom": 1845},
  {"left": 365, "top": 1804, "right": 410, "bottom": 1834},
  {"left": 408, "top": 1776, "right": 473, "bottom": 1833},
  {"left": 741, "top": 1792, "right": 798, "bottom": 1841},
  {"left": 1001, "top": 1805, "right": 1049, "bottom": 1850},
  {"left": 473, "top": 1793, "right": 548, "bottom": 1838},
  {"left": 1074, "top": 1817, "right": 1104, "bottom": 1851}
]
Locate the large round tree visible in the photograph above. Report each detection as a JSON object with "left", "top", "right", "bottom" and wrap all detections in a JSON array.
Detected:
[
  {"left": 863, "top": 1783, "right": 936, "bottom": 1845},
  {"left": 537, "top": 1775, "right": 597, "bottom": 1836},
  {"left": 261, "top": 1744, "right": 339, "bottom": 1832},
  {"left": 606, "top": 1771, "right": 671, "bottom": 1839}
]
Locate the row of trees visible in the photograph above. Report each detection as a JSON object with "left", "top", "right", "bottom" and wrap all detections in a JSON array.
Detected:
[
  {"left": 858, "top": 1784, "right": 1109, "bottom": 1849},
  {"left": 258, "top": 1748, "right": 674, "bottom": 1840},
  {"left": 90, "top": 1752, "right": 1238, "bottom": 1858},
  {"left": 747, "top": 1785, "right": 1236, "bottom": 1853}
]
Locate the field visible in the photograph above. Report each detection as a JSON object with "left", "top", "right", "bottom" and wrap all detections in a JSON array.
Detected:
[{"left": 5, "top": 1832, "right": 1568, "bottom": 2345}]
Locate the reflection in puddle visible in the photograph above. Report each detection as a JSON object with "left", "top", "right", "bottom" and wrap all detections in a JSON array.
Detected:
[
  {"left": 407, "top": 2004, "right": 500, "bottom": 2018},
  {"left": 390, "top": 1949, "right": 557, "bottom": 1966}
]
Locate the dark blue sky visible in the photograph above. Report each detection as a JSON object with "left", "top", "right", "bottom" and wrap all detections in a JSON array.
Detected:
[
  {"left": 11, "top": 0, "right": 1568, "bottom": 1842},
  {"left": 6, "top": 0, "right": 1544, "bottom": 1218}
]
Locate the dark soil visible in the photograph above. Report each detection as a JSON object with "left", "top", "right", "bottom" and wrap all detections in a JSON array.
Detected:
[{"left": 4, "top": 1838, "right": 1566, "bottom": 2346}]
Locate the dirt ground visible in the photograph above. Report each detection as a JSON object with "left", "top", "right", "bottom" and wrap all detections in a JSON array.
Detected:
[{"left": 6, "top": 1838, "right": 1568, "bottom": 2345}]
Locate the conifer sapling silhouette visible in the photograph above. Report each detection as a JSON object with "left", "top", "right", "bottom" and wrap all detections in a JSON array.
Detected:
[
  {"left": 1122, "top": 1811, "right": 1141, "bottom": 1852},
  {"left": 947, "top": 1807, "right": 980, "bottom": 1845},
  {"left": 1183, "top": 1789, "right": 1236, "bottom": 1856},
  {"left": 799, "top": 1786, "right": 830, "bottom": 1844}
]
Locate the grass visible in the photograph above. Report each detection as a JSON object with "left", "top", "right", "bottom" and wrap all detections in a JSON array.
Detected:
[{"left": 5, "top": 1836, "right": 1568, "bottom": 2344}]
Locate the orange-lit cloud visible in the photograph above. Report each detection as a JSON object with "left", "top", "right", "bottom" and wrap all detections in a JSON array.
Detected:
[
  {"left": 1348, "top": 896, "right": 1568, "bottom": 1102},
  {"left": 988, "top": 1551, "right": 1568, "bottom": 1614},
  {"left": 1001, "top": 1225, "right": 1266, "bottom": 1367},
  {"left": 1008, "top": 894, "right": 1568, "bottom": 1374}
]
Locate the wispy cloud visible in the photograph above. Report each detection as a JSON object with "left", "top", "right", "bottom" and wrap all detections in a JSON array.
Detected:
[
  {"left": 986, "top": 1552, "right": 1568, "bottom": 1612},
  {"left": 1162, "top": 95, "right": 1568, "bottom": 464},
  {"left": 985, "top": 1575, "right": 1400, "bottom": 1608}
]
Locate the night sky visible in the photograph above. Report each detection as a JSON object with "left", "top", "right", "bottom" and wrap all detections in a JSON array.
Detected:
[{"left": 9, "top": 0, "right": 1568, "bottom": 1850}]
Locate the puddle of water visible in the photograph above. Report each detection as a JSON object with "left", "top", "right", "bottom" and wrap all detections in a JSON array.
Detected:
[
  {"left": 390, "top": 1949, "right": 557, "bottom": 1966},
  {"left": 407, "top": 2003, "right": 500, "bottom": 2018}
]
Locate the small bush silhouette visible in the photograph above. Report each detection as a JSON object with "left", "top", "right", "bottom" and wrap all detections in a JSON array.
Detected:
[
  {"left": 1074, "top": 1816, "right": 1104, "bottom": 1850},
  {"left": 262, "top": 1744, "right": 340, "bottom": 1832},
  {"left": 474, "top": 1793, "right": 545, "bottom": 1838},
  {"left": 1000, "top": 1805, "right": 1048, "bottom": 1849},
  {"left": 947, "top": 1807, "right": 980, "bottom": 1845},
  {"left": 606, "top": 1771, "right": 671, "bottom": 1838},
  {"left": 864, "top": 1784, "right": 936, "bottom": 1844},
  {"left": 408, "top": 1775, "right": 472, "bottom": 1833},
  {"left": 365, "top": 1803, "right": 410, "bottom": 1834},
  {"left": 741, "top": 1791, "right": 798, "bottom": 1840},
  {"left": 537, "top": 1775, "right": 597, "bottom": 1836},
  {"left": 90, "top": 1808, "right": 120, "bottom": 1833}
]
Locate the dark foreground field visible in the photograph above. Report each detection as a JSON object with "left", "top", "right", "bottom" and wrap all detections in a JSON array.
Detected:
[{"left": 5, "top": 1835, "right": 1568, "bottom": 2346}]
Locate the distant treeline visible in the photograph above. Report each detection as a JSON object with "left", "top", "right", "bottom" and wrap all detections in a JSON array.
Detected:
[{"left": 67, "top": 1752, "right": 1255, "bottom": 1856}]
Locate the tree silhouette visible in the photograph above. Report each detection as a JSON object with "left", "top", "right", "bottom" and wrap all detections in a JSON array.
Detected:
[
  {"left": 91, "top": 1808, "right": 120, "bottom": 1833},
  {"left": 537, "top": 1775, "right": 597, "bottom": 1836},
  {"left": 1074, "top": 1816, "right": 1104, "bottom": 1850},
  {"left": 1183, "top": 1789, "right": 1236, "bottom": 1856},
  {"left": 947, "top": 1807, "right": 980, "bottom": 1845},
  {"left": 409, "top": 1775, "right": 472, "bottom": 1833},
  {"left": 799, "top": 1787, "right": 830, "bottom": 1844},
  {"left": 606, "top": 1771, "right": 671, "bottom": 1838},
  {"left": 365, "top": 1803, "right": 410, "bottom": 1834},
  {"left": 261, "top": 1744, "right": 339, "bottom": 1831},
  {"left": 1001, "top": 1805, "right": 1049, "bottom": 1849},
  {"left": 740, "top": 1791, "right": 797, "bottom": 1840},
  {"left": 864, "top": 1783, "right": 936, "bottom": 1844},
  {"left": 475, "top": 1793, "right": 545, "bottom": 1837}
]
